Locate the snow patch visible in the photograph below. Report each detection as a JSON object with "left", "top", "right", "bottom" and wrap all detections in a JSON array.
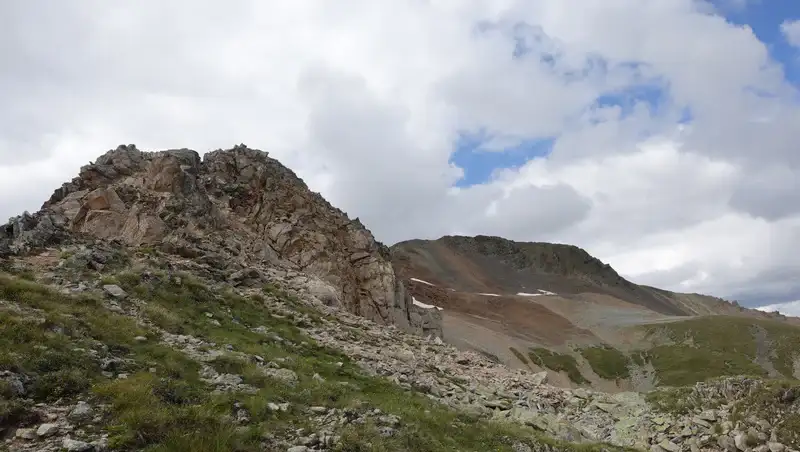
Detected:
[
  {"left": 517, "top": 289, "right": 557, "bottom": 297},
  {"left": 413, "top": 296, "right": 443, "bottom": 311},
  {"left": 410, "top": 277, "right": 435, "bottom": 287},
  {"left": 477, "top": 293, "right": 500, "bottom": 297}
]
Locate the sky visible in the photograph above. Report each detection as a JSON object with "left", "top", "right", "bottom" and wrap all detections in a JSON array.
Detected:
[{"left": 2, "top": 0, "right": 800, "bottom": 315}]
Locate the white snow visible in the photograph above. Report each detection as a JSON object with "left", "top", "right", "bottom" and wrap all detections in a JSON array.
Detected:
[
  {"left": 477, "top": 293, "right": 500, "bottom": 297},
  {"left": 517, "top": 289, "right": 557, "bottom": 297},
  {"left": 413, "top": 296, "right": 443, "bottom": 311},
  {"left": 410, "top": 277, "right": 435, "bottom": 286}
]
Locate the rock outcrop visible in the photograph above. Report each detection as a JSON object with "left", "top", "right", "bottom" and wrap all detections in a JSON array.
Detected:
[{"left": 0, "top": 144, "right": 441, "bottom": 337}]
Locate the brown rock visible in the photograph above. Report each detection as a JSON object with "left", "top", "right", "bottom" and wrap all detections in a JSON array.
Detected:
[{"left": 0, "top": 144, "right": 441, "bottom": 337}]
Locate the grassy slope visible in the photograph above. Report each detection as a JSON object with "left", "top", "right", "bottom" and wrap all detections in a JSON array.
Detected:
[
  {"left": 554, "top": 316, "right": 800, "bottom": 388},
  {"left": 641, "top": 316, "right": 800, "bottom": 386},
  {"left": 528, "top": 348, "right": 588, "bottom": 385},
  {"left": 0, "top": 270, "right": 628, "bottom": 452}
]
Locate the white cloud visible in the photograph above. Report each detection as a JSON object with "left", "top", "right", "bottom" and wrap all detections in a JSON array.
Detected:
[
  {"left": 781, "top": 19, "right": 800, "bottom": 48},
  {"left": 756, "top": 300, "right": 800, "bottom": 318},
  {"left": 3, "top": 1, "right": 800, "bottom": 307}
]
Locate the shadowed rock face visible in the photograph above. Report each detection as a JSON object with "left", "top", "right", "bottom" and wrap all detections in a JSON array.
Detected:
[{"left": 1, "top": 144, "right": 441, "bottom": 336}]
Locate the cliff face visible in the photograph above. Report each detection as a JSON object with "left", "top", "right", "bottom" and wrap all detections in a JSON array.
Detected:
[{"left": 0, "top": 144, "right": 441, "bottom": 336}]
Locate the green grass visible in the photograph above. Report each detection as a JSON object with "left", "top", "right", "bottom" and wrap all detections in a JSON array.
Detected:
[
  {"left": 0, "top": 271, "right": 632, "bottom": 451},
  {"left": 579, "top": 346, "right": 630, "bottom": 380},
  {"left": 639, "top": 316, "right": 800, "bottom": 386},
  {"left": 528, "top": 348, "right": 588, "bottom": 384}
]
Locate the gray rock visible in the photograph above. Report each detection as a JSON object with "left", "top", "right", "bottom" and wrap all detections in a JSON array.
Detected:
[
  {"left": 530, "top": 371, "right": 548, "bottom": 386},
  {"left": 15, "top": 428, "right": 36, "bottom": 440},
  {"left": 512, "top": 442, "right": 533, "bottom": 452},
  {"left": 658, "top": 440, "right": 681, "bottom": 452},
  {"left": 264, "top": 368, "right": 298, "bottom": 386},
  {"left": 718, "top": 436, "right": 738, "bottom": 452},
  {"left": 68, "top": 401, "right": 93, "bottom": 423},
  {"left": 287, "top": 447, "right": 310, "bottom": 452},
  {"left": 63, "top": 438, "right": 94, "bottom": 451},
  {"left": 36, "top": 423, "right": 59, "bottom": 437},
  {"left": 102, "top": 284, "right": 127, "bottom": 298},
  {"left": 769, "top": 443, "right": 786, "bottom": 452}
]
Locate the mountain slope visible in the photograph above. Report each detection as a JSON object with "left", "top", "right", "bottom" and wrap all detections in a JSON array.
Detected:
[{"left": 390, "top": 235, "right": 799, "bottom": 392}]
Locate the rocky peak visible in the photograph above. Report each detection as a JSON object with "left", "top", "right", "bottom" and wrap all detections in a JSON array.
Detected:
[{"left": 1, "top": 144, "right": 441, "bottom": 336}]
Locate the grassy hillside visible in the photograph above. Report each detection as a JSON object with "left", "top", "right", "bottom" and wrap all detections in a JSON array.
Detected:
[
  {"left": 572, "top": 316, "right": 800, "bottom": 388},
  {"left": 0, "top": 271, "right": 627, "bottom": 452}
]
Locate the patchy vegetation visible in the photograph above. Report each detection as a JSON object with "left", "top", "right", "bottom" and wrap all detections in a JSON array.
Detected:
[
  {"left": 638, "top": 316, "right": 800, "bottom": 386},
  {"left": 1, "top": 271, "right": 630, "bottom": 451},
  {"left": 579, "top": 346, "right": 630, "bottom": 380},
  {"left": 528, "top": 348, "right": 588, "bottom": 384}
]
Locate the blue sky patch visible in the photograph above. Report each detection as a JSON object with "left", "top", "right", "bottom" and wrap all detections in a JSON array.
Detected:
[{"left": 450, "top": 131, "right": 555, "bottom": 188}]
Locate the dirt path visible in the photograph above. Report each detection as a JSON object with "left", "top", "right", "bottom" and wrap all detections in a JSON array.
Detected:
[{"left": 751, "top": 324, "right": 781, "bottom": 378}]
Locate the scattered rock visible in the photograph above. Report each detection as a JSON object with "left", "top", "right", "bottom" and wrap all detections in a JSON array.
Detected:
[
  {"left": 102, "top": 284, "right": 127, "bottom": 299},
  {"left": 68, "top": 401, "right": 93, "bottom": 423},
  {"left": 36, "top": 423, "right": 59, "bottom": 438},
  {"left": 63, "top": 437, "right": 94, "bottom": 451}
]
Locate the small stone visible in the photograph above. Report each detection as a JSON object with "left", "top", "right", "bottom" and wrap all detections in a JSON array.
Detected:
[
  {"left": 117, "top": 373, "right": 129, "bottom": 379},
  {"left": 15, "top": 428, "right": 36, "bottom": 440},
  {"left": 62, "top": 438, "right": 93, "bottom": 451},
  {"left": 36, "top": 423, "right": 59, "bottom": 437},
  {"left": 102, "top": 284, "right": 127, "bottom": 299},
  {"left": 134, "top": 336, "right": 147, "bottom": 342},
  {"left": 310, "top": 406, "right": 328, "bottom": 414},
  {"left": 658, "top": 440, "right": 681, "bottom": 452},
  {"left": 718, "top": 436, "right": 737, "bottom": 452},
  {"left": 768, "top": 443, "right": 786, "bottom": 452},
  {"left": 68, "top": 401, "right": 93, "bottom": 423},
  {"left": 512, "top": 442, "right": 533, "bottom": 452},
  {"left": 287, "top": 446, "right": 310, "bottom": 452},
  {"left": 531, "top": 371, "right": 548, "bottom": 386},
  {"left": 312, "top": 373, "right": 326, "bottom": 383}
]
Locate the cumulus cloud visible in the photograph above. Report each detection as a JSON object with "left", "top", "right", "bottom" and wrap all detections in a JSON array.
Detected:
[
  {"left": 2, "top": 0, "right": 800, "bottom": 306},
  {"left": 781, "top": 19, "right": 800, "bottom": 48}
]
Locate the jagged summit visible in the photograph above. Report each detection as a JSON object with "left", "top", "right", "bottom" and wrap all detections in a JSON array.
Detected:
[{"left": 1, "top": 144, "right": 441, "bottom": 336}]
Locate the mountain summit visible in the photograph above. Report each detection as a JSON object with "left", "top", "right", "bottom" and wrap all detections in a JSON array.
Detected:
[{"left": 1, "top": 144, "right": 441, "bottom": 337}]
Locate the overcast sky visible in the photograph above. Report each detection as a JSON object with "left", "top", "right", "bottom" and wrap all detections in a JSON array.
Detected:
[{"left": 2, "top": 1, "right": 800, "bottom": 314}]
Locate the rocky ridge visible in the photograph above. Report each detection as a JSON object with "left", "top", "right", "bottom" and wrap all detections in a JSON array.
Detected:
[{"left": 0, "top": 144, "right": 440, "bottom": 337}]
